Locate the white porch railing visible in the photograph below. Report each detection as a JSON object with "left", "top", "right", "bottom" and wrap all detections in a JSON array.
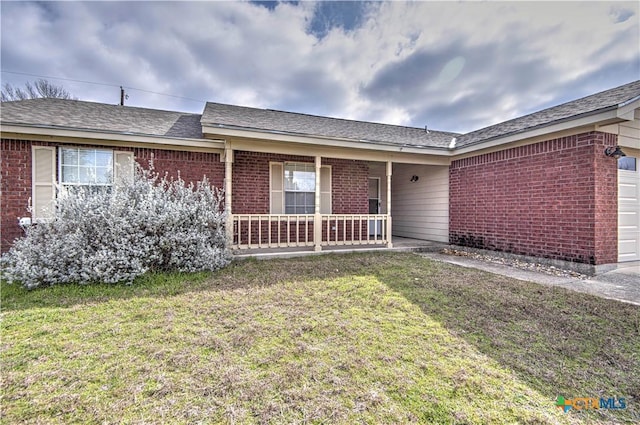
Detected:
[
  {"left": 230, "top": 214, "right": 389, "bottom": 250},
  {"left": 231, "top": 214, "right": 315, "bottom": 249},
  {"left": 321, "top": 214, "right": 388, "bottom": 246}
]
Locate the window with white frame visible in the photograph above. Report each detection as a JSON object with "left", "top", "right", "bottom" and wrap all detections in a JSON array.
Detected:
[
  {"left": 284, "top": 162, "right": 316, "bottom": 214},
  {"left": 59, "top": 147, "right": 113, "bottom": 187},
  {"left": 31, "top": 146, "right": 133, "bottom": 220}
]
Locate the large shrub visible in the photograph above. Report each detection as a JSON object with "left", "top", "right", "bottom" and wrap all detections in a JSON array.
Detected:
[{"left": 1, "top": 165, "right": 229, "bottom": 288}]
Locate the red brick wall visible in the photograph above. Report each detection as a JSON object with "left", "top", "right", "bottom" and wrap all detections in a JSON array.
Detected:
[
  {"left": 231, "top": 151, "right": 369, "bottom": 214},
  {"left": 449, "top": 132, "right": 618, "bottom": 265},
  {"left": 1, "top": 140, "right": 32, "bottom": 252},
  {"left": 0, "top": 139, "right": 224, "bottom": 252},
  {"left": 325, "top": 157, "right": 369, "bottom": 214},
  {"left": 133, "top": 148, "right": 224, "bottom": 186}
]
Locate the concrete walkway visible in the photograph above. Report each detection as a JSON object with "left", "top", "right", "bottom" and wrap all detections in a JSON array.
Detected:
[{"left": 420, "top": 252, "right": 640, "bottom": 306}]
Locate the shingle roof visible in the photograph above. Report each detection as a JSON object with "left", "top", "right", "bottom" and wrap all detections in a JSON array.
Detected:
[
  {"left": 3, "top": 80, "right": 639, "bottom": 150},
  {"left": 201, "top": 102, "right": 459, "bottom": 149},
  {"left": 457, "top": 80, "right": 640, "bottom": 147},
  {"left": 0, "top": 98, "right": 203, "bottom": 139}
]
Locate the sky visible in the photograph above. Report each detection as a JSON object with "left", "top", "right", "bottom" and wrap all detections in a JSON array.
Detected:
[{"left": 1, "top": 1, "right": 638, "bottom": 134}]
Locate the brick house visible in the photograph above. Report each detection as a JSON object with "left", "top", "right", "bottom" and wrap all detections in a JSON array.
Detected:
[{"left": 1, "top": 80, "right": 639, "bottom": 268}]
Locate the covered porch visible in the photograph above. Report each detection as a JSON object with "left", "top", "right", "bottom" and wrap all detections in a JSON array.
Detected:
[{"left": 223, "top": 143, "right": 450, "bottom": 254}]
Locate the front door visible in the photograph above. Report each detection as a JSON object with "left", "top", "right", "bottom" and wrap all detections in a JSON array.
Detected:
[
  {"left": 369, "top": 178, "right": 381, "bottom": 237},
  {"left": 369, "top": 178, "right": 380, "bottom": 214}
]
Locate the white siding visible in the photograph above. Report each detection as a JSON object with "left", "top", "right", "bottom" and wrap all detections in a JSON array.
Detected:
[
  {"left": 599, "top": 115, "right": 640, "bottom": 149},
  {"left": 618, "top": 118, "right": 640, "bottom": 149},
  {"left": 391, "top": 164, "right": 449, "bottom": 242}
]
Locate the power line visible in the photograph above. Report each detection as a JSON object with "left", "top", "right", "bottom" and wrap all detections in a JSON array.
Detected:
[
  {"left": 2, "top": 70, "right": 119, "bottom": 88},
  {"left": 119, "top": 86, "right": 207, "bottom": 104},
  {"left": 1, "top": 69, "right": 208, "bottom": 104}
]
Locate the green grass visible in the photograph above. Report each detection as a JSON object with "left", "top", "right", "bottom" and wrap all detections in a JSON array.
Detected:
[{"left": 2, "top": 252, "right": 638, "bottom": 424}]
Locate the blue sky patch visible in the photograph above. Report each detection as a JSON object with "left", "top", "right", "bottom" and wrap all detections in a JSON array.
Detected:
[{"left": 308, "top": 1, "right": 374, "bottom": 39}]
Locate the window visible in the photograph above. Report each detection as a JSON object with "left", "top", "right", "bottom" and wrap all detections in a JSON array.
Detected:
[
  {"left": 270, "top": 162, "right": 330, "bottom": 214},
  {"left": 32, "top": 146, "right": 133, "bottom": 220},
  {"left": 618, "top": 156, "right": 637, "bottom": 171},
  {"left": 59, "top": 147, "right": 113, "bottom": 186},
  {"left": 284, "top": 163, "right": 315, "bottom": 214}
]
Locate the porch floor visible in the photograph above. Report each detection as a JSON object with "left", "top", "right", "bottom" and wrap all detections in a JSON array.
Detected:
[{"left": 232, "top": 236, "right": 448, "bottom": 260}]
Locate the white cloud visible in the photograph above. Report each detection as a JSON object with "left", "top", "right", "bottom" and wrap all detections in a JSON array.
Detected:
[{"left": 1, "top": 1, "right": 638, "bottom": 132}]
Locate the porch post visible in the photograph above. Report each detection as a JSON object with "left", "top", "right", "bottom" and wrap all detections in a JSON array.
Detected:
[
  {"left": 314, "top": 155, "right": 322, "bottom": 252},
  {"left": 386, "top": 160, "right": 393, "bottom": 248},
  {"left": 224, "top": 147, "right": 234, "bottom": 246}
]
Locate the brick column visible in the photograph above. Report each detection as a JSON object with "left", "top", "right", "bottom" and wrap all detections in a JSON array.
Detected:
[{"left": 593, "top": 132, "right": 619, "bottom": 264}]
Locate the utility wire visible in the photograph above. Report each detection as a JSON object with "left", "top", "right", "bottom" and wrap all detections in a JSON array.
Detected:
[
  {"left": 1, "top": 70, "right": 208, "bottom": 104},
  {"left": 2, "top": 70, "right": 118, "bottom": 88}
]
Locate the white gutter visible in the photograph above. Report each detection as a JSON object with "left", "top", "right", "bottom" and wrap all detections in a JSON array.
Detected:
[
  {"left": 618, "top": 94, "right": 640, "bottom": 108},
  {"left": 616, "top": 98, "right": 640, "bottom": 120}
]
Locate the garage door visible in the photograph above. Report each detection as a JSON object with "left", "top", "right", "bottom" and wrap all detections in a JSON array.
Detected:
[{"left": 618, "top": 156, "right": 640, "bottom": 262}]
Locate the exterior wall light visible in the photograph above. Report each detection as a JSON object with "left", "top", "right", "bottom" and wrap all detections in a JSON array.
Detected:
[
  {"left": 410, "top": 175, "right": 419, "bottom": 182},
  {"left": 604, "top": 146, "right": 626, "bottom": 159}
]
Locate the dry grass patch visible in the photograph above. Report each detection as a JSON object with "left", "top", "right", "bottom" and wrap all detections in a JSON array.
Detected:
[{"left": 2, "top": 252, "right": 638, "bottom": 424}]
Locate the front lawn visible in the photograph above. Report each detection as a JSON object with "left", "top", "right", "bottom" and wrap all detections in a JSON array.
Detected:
[{"left": 2, "top": 252, "right": 638, "bottom": 424}]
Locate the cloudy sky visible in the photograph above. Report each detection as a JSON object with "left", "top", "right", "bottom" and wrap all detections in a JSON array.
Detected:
[{"left": 1, "top": 1, "right": 638, "bottom": 133}]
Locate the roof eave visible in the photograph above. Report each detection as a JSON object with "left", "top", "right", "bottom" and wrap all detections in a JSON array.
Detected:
[
  {"left": 201, "top": 123, "right": 451, "bottom": 155},
  {"left": 454, "top": 106, "right": 622, "bottom": 155},
  {"left": 1, "top": 122, "right": 225, "bottom": 151}
]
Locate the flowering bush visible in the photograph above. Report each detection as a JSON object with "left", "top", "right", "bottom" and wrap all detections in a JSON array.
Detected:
[{"left": 1, "top": 165, "right": 229, "bottom": 288}]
